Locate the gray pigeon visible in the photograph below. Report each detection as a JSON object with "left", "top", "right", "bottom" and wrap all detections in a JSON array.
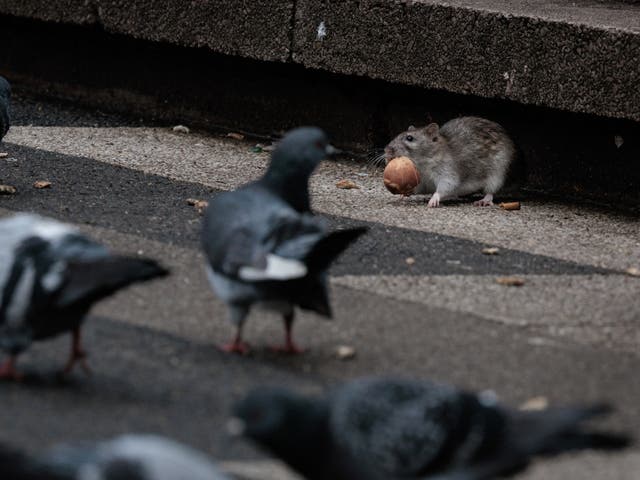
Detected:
[
  {"left": 232, "top": 377, "right": 631, "bottom": 480},
  {"left": 201, "top": 127, "right": 367, "bottom": 354},
  {"left": 0, "top": 76, "right": 10, "bottom": 141},
  {"left": 0, "top": 434, "right": 230, "bottom": 480},
  {"left": 0, "top": 213, "right": 169, "bottom": 379}
]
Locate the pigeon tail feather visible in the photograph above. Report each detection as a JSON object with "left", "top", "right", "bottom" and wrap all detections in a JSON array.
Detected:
[
  {"left": 304, "top": 227, "right": 368, "bottom": 273},
  {"left": 514, "top": 403, "right": 631, "bottom": 457},
  {"left": 56, "top": 256, "right": 169, "bottom": 308}
]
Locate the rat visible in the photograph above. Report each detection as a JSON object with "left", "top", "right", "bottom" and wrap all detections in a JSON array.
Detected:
[{"left": 385, "top": 116, "right": 524, "bottom": 207}]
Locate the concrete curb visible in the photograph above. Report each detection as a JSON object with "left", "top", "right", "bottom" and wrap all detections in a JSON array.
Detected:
[{"left": 0, "top": 1, "right": 638, "bottom": 120}]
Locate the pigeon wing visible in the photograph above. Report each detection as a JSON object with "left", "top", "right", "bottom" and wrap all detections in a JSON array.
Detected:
[
  {"left": 203, "top": 190, "right": 326, "bottom": 281},
  {"left": 330, "top": 378, "right": 478, "bottom": 477}
]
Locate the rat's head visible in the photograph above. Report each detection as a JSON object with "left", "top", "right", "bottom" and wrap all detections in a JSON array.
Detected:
[
  {"left": 384, "top": 123, "right": 443, "bottom": 164},
  {"left": 267, "top": 127, "right": 335, "bottom": 180}
]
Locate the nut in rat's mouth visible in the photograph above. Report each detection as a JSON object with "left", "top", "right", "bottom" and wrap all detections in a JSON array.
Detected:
[{"left": 383, "top": 156, "right": 421, "bottom": 195}]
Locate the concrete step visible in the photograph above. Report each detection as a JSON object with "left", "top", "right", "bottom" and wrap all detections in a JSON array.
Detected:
[{"left": 0, "top": 0, "right": 638, "bottom": 120}]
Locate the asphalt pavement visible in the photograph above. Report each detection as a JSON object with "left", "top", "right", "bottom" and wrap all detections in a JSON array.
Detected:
[{"left": 0, "top": 95, "right": 639, "bottom": 479}]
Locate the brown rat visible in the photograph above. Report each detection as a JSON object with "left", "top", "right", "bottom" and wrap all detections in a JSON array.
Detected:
[{"left": 385, "top": 117, "right": 524, "bottom": 207}]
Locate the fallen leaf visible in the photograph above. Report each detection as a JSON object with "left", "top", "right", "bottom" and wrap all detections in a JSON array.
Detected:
[
  {"left": 33, "top": 180, "right": 51, "bottom": 189},
  {"left": 614, "top": 135, "right": 624, "bottom": 149},
  {"left": 499, "top": 201, "right": 521, "bottom": 211},
  {"left": 519, "top": 396, "right": 549, "bottom": 411},
  {"left": 187, "top": 198, "right": 209, "bottom": 214},
  {"left": 496, "top": 276, "right": 525, "bottom": 286},
  {"left": 0, "top": 184, "right": 16, "bottom": 195},
  {"left": 482, "top": 247, "right": 500, "bottom": 255},
  {"left": 336, "top": 345, "right": 356, "bottom": 360},
  {"left": 172, "top": 125, "right": 190, "bottom": 134},
  {"left": 625, "top": 267, "right": 640, "bottom": 277},
  {"left": 0, "top": 152, "right": 8, "bottom": 158},
  {"left": 226, "top": 132, "right": 245, "bottom": 140},
  {"left": 405, "top": 257, "right": 415, "bottom": 265},
  {"left": 335, "top": 179, "right": 359, "bottom": 189}
]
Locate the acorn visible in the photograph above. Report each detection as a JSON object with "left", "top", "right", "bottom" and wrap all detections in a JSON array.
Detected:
[{"left": 383, "top": 156, "right": 421, "bottom": 195}]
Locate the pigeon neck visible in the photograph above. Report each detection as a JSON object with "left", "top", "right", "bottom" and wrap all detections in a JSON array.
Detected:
[{"left": 262, "top": 169, "right": 312, "bottom": 213}]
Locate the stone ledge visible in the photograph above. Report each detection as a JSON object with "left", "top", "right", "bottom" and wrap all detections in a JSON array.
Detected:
[
  {"left": 293, "top": 0, "right": 640, "bottom": 122},
  {"left": 0, "top": 1, "right": 638, "bottom": 120}
]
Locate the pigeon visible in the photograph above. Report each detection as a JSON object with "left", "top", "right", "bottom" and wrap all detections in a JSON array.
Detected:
[
  {"left": 231, "top": 377, "right": 631, "bottom": 480},
  {"left": 0, "top": 75, "right": 10, "bottom": 141},
  {"left": 201, "top": 127, "right": 367, "bottom": 354},
  {"left": 0, "top": 213, "right": 169, "bottom": 379},
  {"left": 0, "top": 434, "right": 230, "bottom": 480}
]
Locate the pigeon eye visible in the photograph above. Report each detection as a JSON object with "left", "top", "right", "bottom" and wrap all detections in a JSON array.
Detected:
[{"left": 405, "top": 135, "right": 414, "bottom": 142}]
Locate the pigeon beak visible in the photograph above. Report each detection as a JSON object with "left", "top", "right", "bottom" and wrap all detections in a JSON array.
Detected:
[
  {"left": 226, "top": 417, "right": 246, "bottom": 437},
  {"left": 325, "top": 144, "right": 341, "bottom": 157}
]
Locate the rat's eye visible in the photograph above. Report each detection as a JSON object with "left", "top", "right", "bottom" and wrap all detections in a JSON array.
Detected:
[{"left": 405, "top": 135, "right": 414, "bottom": 142}]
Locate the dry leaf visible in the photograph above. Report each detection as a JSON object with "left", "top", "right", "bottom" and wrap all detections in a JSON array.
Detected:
[
  {"left": 482, "top": 247, "right": 499, "bottom": 255},
  {"left": 0, "top": 152, "right": 8, "bottom": 158},
  {"left": 187, "top": 198, "right": 208, "bottom": 214},
  {"left": 172, "top": 125, "right": 190, "bottom": 134},
  {"left": 33, "top": 180, "right": 51, "bottom": 189},
  {"left": 226, "top": 132, "right": 245, "bottom": 140},
  {"left": 496, "top": 276, "right": 525, "bottom": 286},
  {"left": 336, "top": 345, "right": 356, "bottom": 360},
  {"left": 0, "top": 184, "right": 16, "bottom": 195},
  {"left": 335, "top": 179, "right": 359, "bottom": 189},
  {"left": 625, "top": 267, "right": 640, "bottom": 277},
  {"left": 499, "top": 202, "right": 521, "bottom": 211},
  {"left": 519, "top": 396, "right": 549, "bottom": 411}
]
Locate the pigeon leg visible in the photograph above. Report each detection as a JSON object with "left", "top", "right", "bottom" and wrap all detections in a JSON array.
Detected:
[
  {"left": 62, "top": 327, "right": 91, "bottom": 375},
  {"left": 271, "top": 312, "right": 305, "bottom": 354},
  {"left": 221, "top": 305, "right": 250, "bottom": 354},
  {"left": 0, "top": 355, "right": 23, "bottom": 381}
]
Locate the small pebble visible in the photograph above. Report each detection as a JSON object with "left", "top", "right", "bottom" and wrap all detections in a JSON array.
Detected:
[
  {"left": 519, "top": 396, "right": 549, "bottom": 411},
  {"left": 336, "top": 345, "right": 356, "bottom": 360}
]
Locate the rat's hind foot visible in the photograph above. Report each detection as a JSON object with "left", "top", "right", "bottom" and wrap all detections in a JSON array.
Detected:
[
  {"left": 474, "top": 194, "right": 494, "bottom": 207},
  {"left": 427, "top": 193, "right": 441, "bottom": 208}
]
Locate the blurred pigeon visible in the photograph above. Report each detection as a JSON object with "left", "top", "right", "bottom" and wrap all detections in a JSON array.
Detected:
[
  {"left": 202, "top": 127, "right": 367, "bottom": 354},
  {"left": 232, "top": 377, "right": 631, "bottom": 480},
  {"left": 0, "top": 434, "right": 230, "bottom": 480},
  {"left": 0, "top": 75, "right": 10, "bottom": 141},
  {"left": 0, "top": 213, "right": 169, "bottom": 379}
]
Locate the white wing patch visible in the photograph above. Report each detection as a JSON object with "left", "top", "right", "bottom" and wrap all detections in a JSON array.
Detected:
[
  {"left": 41, "top": 261, "right": 67, "bottom": 292},
  {"left": 238, "top": 254, "right": 307, "bottom": 281}
]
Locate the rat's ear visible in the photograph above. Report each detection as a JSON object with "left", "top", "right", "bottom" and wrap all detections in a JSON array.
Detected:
[
  {"left": 407, "top": 125, "right": 416, "bottom": 131},
  {"left": 425, "top": 123, "right": 439, "bottom": 140}
]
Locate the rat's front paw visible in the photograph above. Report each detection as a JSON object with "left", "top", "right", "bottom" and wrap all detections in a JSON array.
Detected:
[{"left": 427, "top": 193, "right": 441, "bottom": 208}]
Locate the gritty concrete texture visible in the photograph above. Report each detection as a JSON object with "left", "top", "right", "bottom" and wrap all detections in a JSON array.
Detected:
[
  {"left": 96, "top": 0, "right": 294, "bottom": 62},
  {"left": 294, "top": 0, "right": 640, "bottom": 121},
  {"left": 0, "top": 0, "right": 293, "bottom": 62},
  {"left": 0, "top": 0, "right": 95, "bottom": 24}
]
